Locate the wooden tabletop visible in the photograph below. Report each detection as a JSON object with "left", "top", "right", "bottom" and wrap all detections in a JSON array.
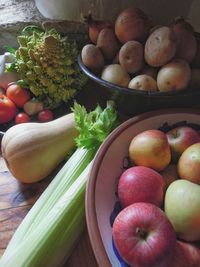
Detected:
[{"left": 0, "top": 155, "right": 98, "bottom": 267}]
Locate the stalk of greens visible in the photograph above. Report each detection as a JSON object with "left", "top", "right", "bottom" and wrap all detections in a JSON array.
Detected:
[{"left": 0, "top": 101, "right": 118, "bottom": 267}]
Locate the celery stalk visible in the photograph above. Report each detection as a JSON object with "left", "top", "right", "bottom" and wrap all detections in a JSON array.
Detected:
[
  {"left": 3, "top": 147, "right": 94, "bottom": 257},
  {"left": 0, "top": 101, "right": 118, "bottom": 267},
  {"left": 0, "top": 162, "right": 92, "bottom": 267}
]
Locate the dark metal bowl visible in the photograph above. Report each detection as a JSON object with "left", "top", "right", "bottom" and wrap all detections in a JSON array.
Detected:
[{"left": 78, "top": 55, "right": 200, "bottom": 116}]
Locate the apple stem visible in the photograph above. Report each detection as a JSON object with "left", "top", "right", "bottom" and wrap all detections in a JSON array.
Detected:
[{"left": 135, "top": 227, "right": 148, "bottom": 239}]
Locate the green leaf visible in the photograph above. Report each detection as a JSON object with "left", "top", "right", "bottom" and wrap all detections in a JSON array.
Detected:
[
  {"left": 21, "top": 25, "right": 44, "bottom": 36},
  {"left": 72, "top": 101, "right": 118, "bottom": 151},
  {"left": 5, "top": 62, "right": 17, "bottom": 72},
  {"left": 17, "top": 80, "right": 27, "bottom": 87},
  {"left": 3, "top": 46, "right": 17, "bottom": 54}
]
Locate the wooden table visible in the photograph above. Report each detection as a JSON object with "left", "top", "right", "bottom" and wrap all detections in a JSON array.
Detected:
[{"left": 0, "top": 155, "right": 98, "bottom": 266}]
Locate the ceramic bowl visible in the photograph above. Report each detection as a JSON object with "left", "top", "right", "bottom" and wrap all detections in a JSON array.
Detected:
[
  {"left": 85, "top": 108, "right": 200, "bottom": 267},
  {"left": 78, "top": 55, "right": 200, "bottom": 116}
]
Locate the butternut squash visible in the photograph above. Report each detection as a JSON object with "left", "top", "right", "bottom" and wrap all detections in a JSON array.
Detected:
[{"left": 1, "top": 113, "right": 78, "bottom": 183}]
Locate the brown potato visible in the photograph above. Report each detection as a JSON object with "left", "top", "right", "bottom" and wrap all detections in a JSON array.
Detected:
[
  {"left": 119, "top": 40, "right": 144, "bottom": 74},
  {"left": 157, "top": 59, "right": 191, "bottom": 92},
  {"left": 128, "top": 74, "right": 157, "bottom": 91},
  {"left": 173, "top": 28, "right": 197, "bottom": 63},
  {"left": 101, "top": 64, "right": 130, "bottom": 87},
  {"left": 171, "top": 17, "right": 197, "bottom": 63},
  {"left": 141, "top": 65, "right": 159, "bottom": 79},
  {"left": 81, "top": 44, "right": 104, "bottom": 73},
  {"left": 145, "top": 26, "right": 177, "bottom": 67},
  {"left": 97, "top": 28, "right": 120, "bottom": 61},
  {"left": 112, "top": 51, "right": 119, "bottom": 64}
]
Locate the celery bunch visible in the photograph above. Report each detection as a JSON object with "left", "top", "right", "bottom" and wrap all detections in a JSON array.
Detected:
[{"left": 0, "top": 101, "right": 118, "bottom": 267}]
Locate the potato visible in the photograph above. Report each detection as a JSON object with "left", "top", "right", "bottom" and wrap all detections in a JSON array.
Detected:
[
  {"left": 173, "top": 29, "right": 197, "bottom": 63},
  {"left": 141, "top": 65, "right": 159, "bottom": 79},
  {"left": 157, "top": 59, "right": 191, "bottom": 92},
  {"left": 189, "top": 69, "right": 200, "bottom": 90},
  {"left": 128, "top": 74, "right": 157, "bottom": 91},
  {"left": 112, "top": 51, "right": 119, "bottom": 64},
  {"left": 119, "top": 40, "right": 144, "bottom": 74},
  {"left": 171, "top": 17, "right": 197, "bottom": 63},
  {"left": 97, "top": 28, "right": 120, "bottom": 61},
  {"left": 101, "top": 64, "right": 130, "bottom": 87},
  {"left": 81, "top": 44, "right": 104, "bottom": 73},
  {"left": 144, "top": 26, "right": 177, "bottom": 67}
]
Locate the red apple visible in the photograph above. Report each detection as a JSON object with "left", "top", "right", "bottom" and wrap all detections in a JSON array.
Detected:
[
  {"left": 112, "top": 202, "right": 176, "bottom": 267},
  {"left": 166, "top": 126, "right": 200, "bottom": 162},
  {"left": 118, "top": 166, "right": 165, "bottom": 208},
  {"left": 172, "top": 240, "right": 200, "bottom": 267},
  {"left": 129, "top": 129, "right": 171, "bottom": 171},
  {"left": 178, "top": 142, "right": 200, "bottom": 184}
]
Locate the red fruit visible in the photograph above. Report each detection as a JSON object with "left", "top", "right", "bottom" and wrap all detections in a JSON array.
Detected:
[
  {"left": 177, "top": 142, "right": 200, "bottom": 184},
  {"left": 6, "top": 83, "right": 30, "bottom": 108},
  {"left": 166, "top": 126, "right": 200, "bottom": 162},
  {"left": 172, "top": 240, "right": 200, "bottom": 267},
  {"left": 118, "top": 166, "right": 165, "bottom": 208},
  {"left": 112, "top": 202, "right": 176, "bottom": 267},
  {"left": 15, "top": 113, "right": 30, "bottom": 124},
  {"left": 0, "top": 94, "right": 17, "bottom": 123},
  {"left": 38, "top": 110, "right": 53, "bottom": 122},
  {"left": 129, "top": 129, "right": 171, "bottom": 171}
]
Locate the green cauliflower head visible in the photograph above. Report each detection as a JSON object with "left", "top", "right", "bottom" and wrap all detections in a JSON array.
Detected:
[{"left": 14, "top": 27, "right": 87, "bottom": 109}]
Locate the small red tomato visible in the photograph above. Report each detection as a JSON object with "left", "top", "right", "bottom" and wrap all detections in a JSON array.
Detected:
[
  {"left": 38, "top": 110, "right": 54, "bottom": 122},
  {"left": 15, "top": 113, "right": 30, "bottom": 124},
  {"left": 0, "top": 94, "right": 17, "bottom": 123},
  {"left": 6, "top": 83, "right": 30, "bottom": 108}
]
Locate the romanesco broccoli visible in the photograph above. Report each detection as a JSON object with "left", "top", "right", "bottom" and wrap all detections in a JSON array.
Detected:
[{"left": 13, "top": 26, "right": 88, "bottom": 109}]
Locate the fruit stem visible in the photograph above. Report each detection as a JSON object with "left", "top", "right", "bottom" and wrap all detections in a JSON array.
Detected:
[{"left": 135, "top": 227, "right": 148, "bottom": 239}]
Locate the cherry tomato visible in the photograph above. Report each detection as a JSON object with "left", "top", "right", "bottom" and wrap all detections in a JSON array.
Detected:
[
  {"left": 15, "top": 113, "right": 30, "bottom": 124},
  {"left": 6, "top": 83, "right": 30, "bottom": 108},
  {"left": 38, "top": 110, "right": 54, "bottom": 122},
  {"left": 0, "top": 94, "right": 17, "bottom": 123}
]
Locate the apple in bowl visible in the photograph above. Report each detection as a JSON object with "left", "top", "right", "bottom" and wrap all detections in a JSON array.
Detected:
[
  {"left": 129, "top": 129, "right": 171, "bottom": 171},
  {"left": 164, "top": 179, "right": 200, "bottom": 242},
  {"left": 172, "top": 240, "right": 200, "bottom": 267},
  {"left": 118, "top": 166, "right": 165, "bottom": 208},
  {"left": 112, "top": 202, "right": 176, "bottom": 267},
  {"left": 86, "top": 109, "right": 200, "bottom": 267},
  {"left": 177, "top": 142, "right": 200, "bottom": 184},
  {"left": 166, "top": 126, "right": 200, "bottom": 162}
]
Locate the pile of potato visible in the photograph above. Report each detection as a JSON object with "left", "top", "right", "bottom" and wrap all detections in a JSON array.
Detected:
[{"left": 81, "top": 7, "right": 200, "bottom": 93}]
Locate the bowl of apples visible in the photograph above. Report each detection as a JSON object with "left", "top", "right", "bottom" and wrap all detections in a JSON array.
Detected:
[{"left": 86, "top": 108, "right": 200, "bottom": 267}]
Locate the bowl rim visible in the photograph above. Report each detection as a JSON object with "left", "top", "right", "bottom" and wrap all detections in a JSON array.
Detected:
[
  {"left": 78, "top": 55, "right": 200, "bottom": 98},
  {"left": 85, "top": 107, "right": 200, "bottom": 267}
]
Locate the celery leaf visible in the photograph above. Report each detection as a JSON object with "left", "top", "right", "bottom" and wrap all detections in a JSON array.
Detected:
[{"left": 72, "top": 101, "right": 118, "bottom": 151}]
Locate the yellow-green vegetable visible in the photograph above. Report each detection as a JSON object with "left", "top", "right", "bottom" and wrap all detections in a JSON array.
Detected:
[{"left": 10, "top": 26, "right": 88, "bottom": 109}]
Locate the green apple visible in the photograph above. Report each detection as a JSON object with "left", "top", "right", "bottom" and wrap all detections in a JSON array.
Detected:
[{"left": 164, "top": 179, "right": 200, "bottom": 242}]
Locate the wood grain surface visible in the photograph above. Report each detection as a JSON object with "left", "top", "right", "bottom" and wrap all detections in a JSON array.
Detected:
[{"left": 0, "top": 156, "right": 98, "bottom": 267}]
